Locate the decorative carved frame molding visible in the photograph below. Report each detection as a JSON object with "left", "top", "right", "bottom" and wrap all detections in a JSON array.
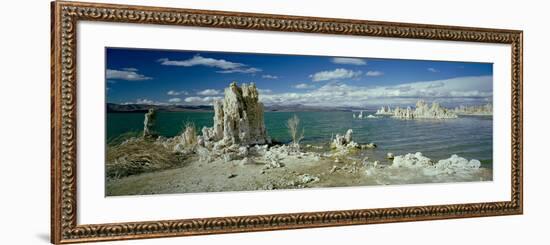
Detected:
[{"left": 51, "top": 1, "right": 523, "bottom": 243}]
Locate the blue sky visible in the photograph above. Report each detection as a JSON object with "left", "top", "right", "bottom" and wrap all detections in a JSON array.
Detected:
[{"left": 106, "top": 47, "right": 493, "bottom": 107}]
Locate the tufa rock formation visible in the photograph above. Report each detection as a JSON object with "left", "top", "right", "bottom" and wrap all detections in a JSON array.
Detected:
[
  {"left": 330, "top": 129, "right": 360, "bottom": 155},
  {"left": 390, "top": 152, "right": 481, "bottom": 175},
  {"left": 354, "top": 111, "right": 378, "bottom": 119},
  {"left": 143, "top": 108, "right": 156, "bottom": 138},
  {"left": 375, "top": 106, "right": 393, "bottom": 115},
  {"left": 331, "top": 129, "right": 358, "bottom": 149},
  {"left": 391, "top": 152, "right": 433, "bottom": 168},
  {"left": 453, "top": 103, "right": 493, "bottom": 116},
  {"left": 330, "top": 129, "right": 377, "bottom": 155},
  {"left": 172, "top": 124, "right": 198, "bottom": 153},
  {"left": 201, "top": 82, "right": 271, "bottom": 147},
  {"left": 376, "top": 100, "right": 457, "bottom": 119},
  {"left": 436, "top": 154, "right": 481, "bottom": 169}
]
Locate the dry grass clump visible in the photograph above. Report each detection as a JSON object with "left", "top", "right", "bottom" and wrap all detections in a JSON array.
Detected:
[
  {"left": 107, "top": 131, "right": 142, "bottom": 147},
  {"left": 106, "top": 138, "right": 184, "bottom": 179}
]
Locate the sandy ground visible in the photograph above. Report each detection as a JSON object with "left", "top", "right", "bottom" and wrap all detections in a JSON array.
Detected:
[{"left": 106, "top": 152, "right": 493, "bottom": 196}]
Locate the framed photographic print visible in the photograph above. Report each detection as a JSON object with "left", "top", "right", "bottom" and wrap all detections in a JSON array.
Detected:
[{"left": 51, "top": 0, "right": 523, "bottom": 243}]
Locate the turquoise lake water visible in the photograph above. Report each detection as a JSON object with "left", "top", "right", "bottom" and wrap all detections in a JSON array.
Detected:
[{"left": 107, "top": 111, "right": 493, "bottom": 167}]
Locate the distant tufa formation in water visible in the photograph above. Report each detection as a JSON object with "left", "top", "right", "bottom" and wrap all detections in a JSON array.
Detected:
[
  {"left": 453, "top": 103, "right": 493, "bottom": 115},
  {"left": 353, "top": 111, "right": 378, "bottom": 119},
  {"left": 376, "top": 100, "right": 458, "bottom": 119}
]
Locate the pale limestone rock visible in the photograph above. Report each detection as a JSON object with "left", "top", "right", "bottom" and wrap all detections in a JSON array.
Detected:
[
  {"left": 238, "top": 146, "right": 249, "bottom": 158},
  {"left": 392, "top": 152, "right": 433, "bottom": 168},
  {"left": 392, "top": 153, "right": 482, "bottom": 176},
  {"left": 454, "top": 103, "right": 493, "bottom": 116},
  {"left": 172, "top": 124, "right": 198, "bottom": 153},
  {"left": 200, "top": 82, "right": 270, "bottom": 149},
  {"left": 330, "top": 129, "right": 361, "bottom": 155},
  {"left": 250, "top": 144, "right": 268, "bottom": 156},
  {"left": 299, "top": 174, "right": 320, "bottom": 184},
  {"left": 375, "top": 106, "right": 394, "bottom": 115},
  {"left": 331, "top": 129, "right": 355, "bottom": 149},
  {"left": 263, "top": 149, "right": 283, "bottom": 169},
  {"left": 196, "top": 146, "right": 212, "bottom": 162},
  {"left": 220, "top": 82, "right": 271, "bottom": 146},
  {"left": 211, "top": 100, "right": 224, "bottom": 140},
  {"left": 197, "top": 136, "right": 205, "bottom": 146},
  {"left": 391, "top": 100, "right": 457, "bottom": 119},
  {"left": 361, "top": 143, "right": 377, "bottom": 149},
  {"left": 182, "top": 125, "right": 197, "bottom": 146},
  {"left": 143, "top": 108, "right": 155, "bottom": 138},
  {"left": 344, "top": 129, "right": 353, "bottom": 143},
  {"left": 196, "top": 82, "right": 272, "bottom": 165},
  {"left": 435, "top": 154, "right": 481, "bottom": 169}
]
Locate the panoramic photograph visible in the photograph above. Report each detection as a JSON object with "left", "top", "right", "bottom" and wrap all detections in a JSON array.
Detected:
[{"left": 105, "top": 47, "right": 493, "bottom": 196}]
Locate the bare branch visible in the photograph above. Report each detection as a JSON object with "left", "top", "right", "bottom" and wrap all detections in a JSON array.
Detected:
[{"left": 286, "top": 114, "right": 304, "bottom": 146}]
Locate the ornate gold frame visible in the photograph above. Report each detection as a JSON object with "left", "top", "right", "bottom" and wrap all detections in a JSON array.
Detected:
[{"left": 51, "top": 1, "right": 523, "bottom": 243}]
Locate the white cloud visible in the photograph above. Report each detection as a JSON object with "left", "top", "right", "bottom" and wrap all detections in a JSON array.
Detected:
[
  {"left": 106, "top": 68, "right": 152, "bottom": 81},
  {"left": 184, "top": 96, "right": 223, "bottom": 105},
  {"left": 197, "top": 89, "right": 221, "bottom": 96},
  {"left": 258, "top": 89, "right": 273, "bottom": 94},
  {"left": 331, "top": 57, "right": 367, "bottom": 65},
  {"left": 294, "top": 83, "right": 315, "bottom": 89},
  {"left": 158, "top": 55, "right": 261, "bottom": 74},
  {"left": 158, "top": 55, "right": 241, "bottom": 69},
  {"left": 136, "top": 99, "right": 155, "bottom": 104},
  {"left": 216, "top": 67, "right": 262, "bottom": 74},
  {"left": 260, "top": 75, "right": 492, "bottom": 107},
  {"left": 366, "top": 71, "right": 384, "bottom": 77},
  {"left": 310, "top": 68, "right": 362, "bottom": 82},
  {"left": 203, "top": 96, "right": 223, "bottom": 101},
  {"left": 262, "top": 74, "right": 279, "bottom": 79},
  {"left": 122, "top": 98, "right": 166, "bottom": 105},
  {"left": 184, "top": 97, "right": 203, "bottom": 103},
  {"left": 428, "top": 68, "right": 439, "bottom": 72},
  {"left": 168, "top": 98, "right": 182, "bottom": 103},
  {"left": 167, "top": 90, "right": 188, "bottom": 96}
]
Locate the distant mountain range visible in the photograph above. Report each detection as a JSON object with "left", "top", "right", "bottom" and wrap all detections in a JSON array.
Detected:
[
  {"left": 106, "top": 103, "right": 366, "bottom": 113},
  {"left": 106, "top": 103, "right": 213, "bottom": 113}
]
